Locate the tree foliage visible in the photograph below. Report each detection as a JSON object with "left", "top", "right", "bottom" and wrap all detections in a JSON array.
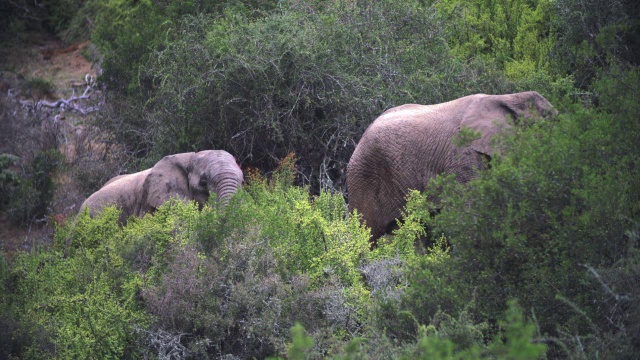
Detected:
[
  {"left": 435, "top": 0, "right": 555, "bottom": 78},
  {"left": 551, "top": 0, "right": 640, "bottom": 87}
]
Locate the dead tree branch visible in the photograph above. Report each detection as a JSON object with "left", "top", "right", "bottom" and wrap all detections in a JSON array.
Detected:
[{"left": 17, "top": 74, "right": 102, "bottom": 115}]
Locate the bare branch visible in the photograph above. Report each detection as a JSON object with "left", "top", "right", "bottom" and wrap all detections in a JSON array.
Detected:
[
  {"left": 582, "top": 263, "right": 632, "bottom": 303},
  {"left": 15, "top": 75, "right": 102, "bottom": 116},
  {"left": 134, "top": 326, "right": 191, "bottom": 360}
]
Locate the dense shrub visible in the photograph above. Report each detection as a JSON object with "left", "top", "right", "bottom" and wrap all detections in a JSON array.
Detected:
[
  {"left": 281, "top": 301, "right": 546, "bottom": 359},
  {"left": 0, "top": 94, "right": 65, "bottom": 224},
  {"left": 0, "top": 153, "right": 20, "bottom": 211},
  {"left": 142, "top": 233, "right": 326, "bottom": 358},
  {"left": 2, "top": 198, "right": 211, "bottom": 359},
  {"left": 92, "top": 0, "right": 278, "bottom": 96},
  {"left": 5, "top": 207, "right": 149, "bottom": 359},
  {"left": 139, "top": 160, "right": 374, "bottom": 357},
  {"left": 1, "top": 161, "right": 372, "bottom": 358},
  {"left": 550, "top": 0, "right": 640, "bottom": 87},
  {"left": 8, "top": 149, "right": 65, "bottom": 223},
  {"left": 0, "top": 0, "right": 85, "bottom": 39},
  {"left": 414, "top": 67, "right": 640, "bottom": 356},
  {"left": 195, "top": 156, "right": 372, "bottom": 285}
]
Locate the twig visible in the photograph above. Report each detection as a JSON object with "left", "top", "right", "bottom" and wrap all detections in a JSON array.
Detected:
[{"left": 581, "top": 263, "right": 631, "bottom": 303}]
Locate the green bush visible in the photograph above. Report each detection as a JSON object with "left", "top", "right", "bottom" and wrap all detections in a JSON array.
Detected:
[
  {"left": 361, "top": 189, "right": 476, "bottom": 343},
  {"left": 143, "top": 160, "right": 375, "bottom": 357},
  {"left": 6, "top": 149, "right": 64, "bottom": 224},
  {"left": 286, "top": 323, "right": 315, "bottom": 360},
  {"left": 91, "top": 0, "right": 170, "bottom": 95},
  {"left": 92, "top": 0, "right": 277, "bottom": 96},
  {"left": 61, "top": 0, "right": 105, "bottom": 42},
  {"left": 194, "top": 157, "right": 372, "bottom": 287},
  {"left": 1, "top": 156, "right": 371, "bottom": 358},
  {"left": 0, "top": 84, "right": 67, "bottom": 225},
  {"left": 2, "top": 199, "right": 208, "bottom": 359},
  {"left": 22, "top": 77, "right": 55, "bottom": 101},
  {"left": 280, "top": 301, "right": 545, "bottom": 359},
  {"left": 6, "top": 210, "right": 143, "bottom": 359},
  {"left": 436, "top": 0, "right": 555, "bottom": 78},
  {"left": 0, "top": 153, "right": 588, "bottom": 358},
  {"left": 550, "top": 0, "right": 640, "bottom": 87},
  {"left": 411, "top": 66, "right": 640, "bottom": 356},
  {"left": 142, "top": 241, "right": 323, "bottom": 358},
  {"left": 0, "top": 249, "right": 28, "bottom": 358},
  {"left": 0, "top": 153, "right": 20, "bottom": 211}
]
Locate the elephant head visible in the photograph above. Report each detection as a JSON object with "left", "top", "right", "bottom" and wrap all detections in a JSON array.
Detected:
[
  {"left": 346, "top": 91, "right": 556, "bottom": 244},
  {"left": 143, "top": 150, "right": 244, "bottom": 212},
  {"left": 80, "top": 150, "right": 243, "bottom": 224},
  {"left": 459, "top": 91, "right": 557, "bottom": 156}
]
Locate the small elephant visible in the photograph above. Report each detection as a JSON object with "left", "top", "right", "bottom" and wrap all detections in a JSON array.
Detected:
[
  {"left": 80, "top": 150, "right": 244, "bottom": 224},
  {"left": 347, "top": 91, "right": 556, "bottom": 242}
]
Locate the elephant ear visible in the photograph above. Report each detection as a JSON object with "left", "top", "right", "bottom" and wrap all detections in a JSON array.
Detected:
[
  {"left": 459, "top": 94, "right": 522, "bottom": 156},
  {"left": 144, "top": 153, "right": 194, "bottom": 211}
]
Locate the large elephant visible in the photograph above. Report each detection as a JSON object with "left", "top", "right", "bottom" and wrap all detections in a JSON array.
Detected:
[
  {"left": 80, "top": 150, "right": 243, "bottom": 224},
  {"left": 347, "top": 91, "right": 556, "bottom": 242}
]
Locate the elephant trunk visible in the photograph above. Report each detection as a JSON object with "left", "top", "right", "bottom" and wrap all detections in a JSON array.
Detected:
[{"left": 211, "top": 172, "right": 243, "bottom": 205}]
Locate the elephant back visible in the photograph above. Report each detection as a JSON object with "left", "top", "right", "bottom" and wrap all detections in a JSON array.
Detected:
[{"left": 79, "top": 169, "right": 150, "bottom": 222}]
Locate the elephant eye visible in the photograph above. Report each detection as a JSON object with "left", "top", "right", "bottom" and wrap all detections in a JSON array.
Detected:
[{"left": 199, "top": 178, "right": 207, "bottom": 188}]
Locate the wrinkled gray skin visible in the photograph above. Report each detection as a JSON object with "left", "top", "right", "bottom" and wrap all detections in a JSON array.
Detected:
[
  {"left": 80, "top": 150, "right": 243, "bottom": 224},
  {"left": 347, "top": 91, "right": 556, "bottom": 242}
]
